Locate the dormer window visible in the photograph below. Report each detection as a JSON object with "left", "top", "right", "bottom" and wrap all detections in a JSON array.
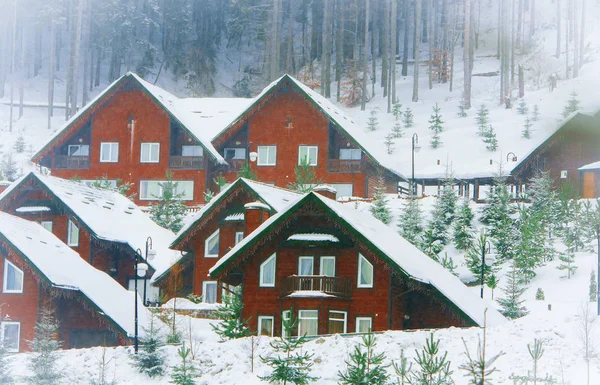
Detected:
[
  {"left": 3, "top": 260, "right": 23, "bottom": 293},
  {"left": 204, "top": 229, "right": 220, "bottom": 258},
  {"left": 68, "top": 144, "right": 89, "bottom": 156},
  {"left": 224, "top": 148, "right": 246, "bottom": 160}
]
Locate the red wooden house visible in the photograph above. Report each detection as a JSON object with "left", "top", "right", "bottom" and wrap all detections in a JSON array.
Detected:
[
  {"left": 0, "top": 172, "right": 180, "bottom": 303},
  {"left": 0, "top": 211, "right": 149, "bottom": 352},
  {"left": 209, "top": 191, "right": 505, "bottom": 336},
  {"left": 31, "top": 73, "right": 403, "bottom": 205}
]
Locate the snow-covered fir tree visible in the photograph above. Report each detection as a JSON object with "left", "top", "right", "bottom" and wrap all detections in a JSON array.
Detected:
[
  {"left": 532, "top": 104, "right": 540, "bottom": 121},
  {"left": 392, "top": 120, "right": 404, "bottom": 138},
  {"left": 483, "top": 125, "right": 498, "bottom": 151},
  {"left": 170, "top": 342, "right": 199, "bottom": 385},
  {"left": 131, "top": 315, "right": 166, "bottom": 378},
  {"left": 528, "top": 171, "right": 560, "bottom": 236},
  {"left": 557, "top": 236, "right": 577, "bottom": 279},
  {"left": 590, "top": 270, "right": 597, "bottom": 302},
  {"left": 453, "top": 198, "right": 474, "bottom": 251},
  {"left": 535, "top": 288, "right": 545, "bottom": 300},
  {"left": 367, "top": 108, "right": 379, "bottom": 131},
  {"left": 288, "top": 158, "right": 321, "bottom": 193},
  {"left": 384, "top": 132, "right": 395, "bottom": 154},
  {"left": 338, "top": 333, "right": 390, "bottom": 385},
  {"left": 514, "top": 208, "right": 548, "bottom": 283},
  {"left": 27, "top": 309, "right": 63, "bottom": 385},
  {"left": 410, "top": 334, "right": 453, "bottom": 385},
  {"left": 522, "top": 117, "right": 532, "bottom": 139},
  {"left": 497, "top": 263, "right": 529, "bottom": 319},
  {"left": 429, "top": 103, "right": 444, "bottom": 135},
  {"left": 13, "top": 134, "right": 25, "bottom": 153},
  {"left": 465, "top": 232, "right": 498, "bottom": 284},
  {"left": 516, "top": 99, "right": 528, "bottom": 115},
  {"left": 370, "top": 184, "right": 392, "bottom": 224},
  {"left": 149, "top": 174, "right": 187, "bottom": 233},
  {"left": 430, "top": 132, "right": 442, "bottom": 149},
  {"left": 0, "top": 341, "right": 14, "bottom": 385},
  {"left": 392, "top": 350, "right": 412, "bottom": 385},
  {"left": 459, "top": 336, "right": 503, "bottom": 385},
  {"left": 439, "top": 252, "right": 458, "bottom": 276},
  {"left": 392, "top": 102, "right": 403, "bottom": 121},
  {"left": 561, "top": 91, "right": 580, "bottom": 118},
  {"left": 439, "top": 172, "right": 458, "bottom": 226},
  {"left": 398, "top": 194, "right": 423, "bottom": 246},
  {"left": 457, "top": 101, "right": 468, "bottom": 117},
  {"left": 486, "top": 273, "right": 499, "bottom": 299},
  {"left": 237, "top": 162, "right": 257, "bottom": 180},
  {"left": 403, "top": 108, "right": 414, "bottom": 128},
  {"left": 1, "top": 153, "right": 18, "bottom": 182},
  {"left": 476, "top": 104, "right": 490, "bottom": 136},
  {"left": 211, "top": 289, "right": 251, "bottom": 340}
]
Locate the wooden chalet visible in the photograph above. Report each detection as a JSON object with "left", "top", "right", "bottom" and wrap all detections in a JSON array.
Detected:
[
  {"left": 209, "top": 190, "right": 505, "bottom": 337},
  {"left": 31, "top": 73, "right": 404, "bottom": 206},
  {"left": 0, "top": 211, "right": 149, "bottom": 352}
]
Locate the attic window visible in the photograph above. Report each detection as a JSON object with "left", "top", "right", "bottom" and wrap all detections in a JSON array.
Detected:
[{"left": 3, "top": 260, "right": 24, "bottom": 294}]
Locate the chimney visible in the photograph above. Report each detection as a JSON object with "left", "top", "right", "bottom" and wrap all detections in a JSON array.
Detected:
[
  {"left": 312, "top": 185, "right": 337, "bottom": 200},
  {"left": 244, "top": 201, "right": 271, "bottom": 235}
]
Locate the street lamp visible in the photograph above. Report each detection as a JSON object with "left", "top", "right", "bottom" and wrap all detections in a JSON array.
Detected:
[
  {"left": 133, "top": 238, "right": 156, "bottom": 354},
  {"left": 506, "top": 152, "right": 517, "bottom": 162},
  {"left": 481, "top": 240, "right": 495, "bottom": 299},
  {"left": 144, "top": 237, "right": 157, "bottom": 306},
  {"left": 411, "top": 133, "right": 421, "bottom": 196}
]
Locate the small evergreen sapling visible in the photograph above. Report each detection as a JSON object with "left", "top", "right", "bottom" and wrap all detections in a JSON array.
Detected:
[
  {"left": 516, "top": 99, "right": 528, "bottom": 115},
  {"left": 459, "top": 336, "right": 504, "bottom": 385},
  {"left": 27, "top": 308, "right": 63, "bottom": 385},
  {"left": 522, "top": 117, "right": 532, "bottom": 139},
  {"left": 532, "top": 104, "right": 540, "bottom": 121},
  {"left": 497, "top": 263, "right": 529, "bottom": 319},
  {"left": 590, "top": 270, "right": 597, "bottom": 302},
  {"left": 486, "top": 274, "right": 498, "bottom": 299},
  {"left": 384, "top": 132, "right": 395, "bottom": 154},
  {"left": 535, "top": 288, "right": 545, "bottom": 300},
  {"left": 132, "top": 314, "right": 166, "bottom": 378},
  {"left": 90, "top": 347, "right": 118, "bottom": 385},
  {"left": 476, "top": 104, "right": 490, "bottom": 136},
  {"left": 430, "top": 132, "right": 442, "bottom": 149},
  {"left": 557, "top": 236, "right": 577, "bottom": 279},
  {"left": 392, "top": 120, "right": 404, "bottom": 138},
  {"left": 483, "top": 125, "right": 498, "bottom": 151},
  {"left": 562, "top": 91, "right": 580, "bottom": 118},
  {"left": 13, "top": 134, "right": 25, "bottom": 153},
  {"left": 367, "top": 108, "right": 380, "bottom": 131},
  {"left": 1, "top": 153, "right": 18, "bottom": 182},
  {"left": 170, "top": 342, "right": 199, "bottom": 385},
  {"left": 287, "top": 158, "right": 321, "bottom": 193},
  {"left": 403, "top": 108, "right": 414, "bottom": 128},
  {"left": 370, "top": 183, "right": 392, "bottom": 224},
  {"left": 211, "top": 289, "right": 252, "bottom": 340},
  {"left": 453, "top": 198, "right": 474, "bottom": 251},
  {"left": 338, "top": 333, "right": 390, "bottom": 385},
  {"left": 398, "top": 194, "right": 424, "bottom": 246},
  {"left": 465, "top": 232, "right": 497, "bottom": 284},
  {"left": 410, "top": 333, "right": 453, "bottom": 385},
  {"left": 149, "top": 173, "right": 187, "bottom": 233},
  {"left": 457, "top": 101, "right": 468, "bottom": 117},
  {"left": 237, "top": 162, "right": 257, "bottom": 180},
  {"left": 392, "top": 102, "right": 403, "bottom": 121},
  {"left": 392, "top": 349, "right": 412, "bottom": 385}
]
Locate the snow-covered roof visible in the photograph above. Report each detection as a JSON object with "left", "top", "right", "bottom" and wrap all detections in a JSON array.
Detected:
[
  {"left": 0, "top": 172, "right": 181, "bottom": 279},
  {"left": 211, "top": 192, "right": 506, "bottom": 327},
  {"left": 223, "top": 212, "right": 245, "bottom": 221},
  {"left": 244, "top": 201, "right": 271, "bottom": 210},
  {"left": 0, "top": 211, "right": 150, "bottom": 337},
  {"left": 287, "top": 233, "right": 340, "bottom": 242},
  {"left": 579, "top": 161, "right": 600, "bottom": 171}
]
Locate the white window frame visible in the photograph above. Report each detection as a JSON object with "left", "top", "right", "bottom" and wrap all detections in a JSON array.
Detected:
[
  {"left": 328, "top": 311, "right": 347, "bottom": 334},
  {"left": 224, "top": 148, "right": 247, "bottom": 160},
  {"left": 1, "top": 322, "right": 20, "bottom": 352},
  {"left": 2, "top": 259, "right": 24, "bottom": 294},
  {"left": 298, "top": 145, "right": 318, "bottom": 166},
  {"left": 204, "top": 229, "right": 220, "bottom": 258},
  {"left": 298, "top": 256, "right": 314, "bottom": 276},
  {"left": 67, "top": 218, "right": 80, "bottom": 247},
  {"left": 202, "top": 281, "right": 218, "bottom": 304},
  {"left": 357, "top": 254, "right": 374, "bottom": 288},
  {"left": 339, "top": 148, "right": 362, "bottom": 160},
  {"left": 40, "top": 221, "right": 53, "bottom": 232},
  {"left": 282, "top": 310, "right": 292, "bottom": 338},
  {"left": 257, "top": 316, "right": 275, "bottom": 337},
  {"left": 298, "top": 310, "right": 319, "bottom": 337},
  {"left": 356, "top": 317, "right": 373, "bottom": 333},
  {"left": 257, "top": 146, "right": 277, "bottom": 166},
  {"left": 99, "top": 142, "right": 119, "bottom": 163},
  {"left": 319, "top": 256, "right": 336, "bottom": 277},
  {"left": 140, "top": 142, "right": 160, "bottom": 163},
  {"left": 235, "top": 231, "right": 244, "bottom": 245},
  {"left": 259, "top": 253, "right": 276, "bottom": 288},
  {"left": 181, "top": 145, "right": 203, "bottom": 157},
  {"left": 68, "top": 144, "right": 89, "bottom": 156}
]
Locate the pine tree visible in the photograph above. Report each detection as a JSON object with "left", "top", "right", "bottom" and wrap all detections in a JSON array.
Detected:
[
  {"left": 430, "top": 132, "right": 442, "bottom": 149},
  {"left": 392, "top": 349, "right": 412, "bottom": 385},
  {"left": 535, "top": 288, "right": 545, "bottom": 300},
  {"left": 409, "top": 334, "right": 453, "bottom": 385},
  {"left": 516, "top": 99, "right": 528, "bottom": 115},
  {"left": 459, "top": 336, "right": 503, "bottom": 385},
  {"left": 497, "top": 263, "right": 529, "bottom": 319},
  {"left": 211, "top": 289, "right": 252, "bottom": 340},
  {"left": 453, "top": 198, "right": 474, "bottom": 251},
  {"left": 439, "top": 173, "right": 458, "bottom": 226},
  {"left": 338, "top": 333, "right": 390, "bottom": 385},
  {"left": 514, "top": 208, "right": 547, "bottom": 283},
  {"left": 457, "top": 101, "right": 468, "bottom": 117},
  {"left": 531, "top": 104, "right": 540, "bottom": 121},
  {"left": 131, "top": 315, "right": 165, "bottom": 378},
  {"left": 384, "top": 132, "right": 395, "bottom": 154},
  {"left": 439, "top": 252, "right": 458, "bottom": 276},
  {"left": 476, "top": 104, "right": 490, "bottom": 136},
  {"left": 170, "top": 342, "right": 199, "bottom": 385},
  {"left": 392, "top": 121, "right": 404, "bottom": 138},
  {"left": 370, "top": 184, "right": 392, "bottom": 225},
  {"left": 522, "top": 117, "right": 532, "bottom": 139},
  {"left": 27, "top": 309, "right": 63, "bottom": 385},
  {"left": 90, "top": 176, "right": 136, "bottom": 200},
  {"left": 287, "top": 158, "right": 321, "bottom": 193},
  {"left": 237, "top": 162, "right": 257, "bottom": 180},
  {"left": 465, "top": 232, "right": 497, "bottom": 284},
  {"left": 589, "top": 270, "right": 597, "bottom": 302},
  {"left": 392, "top": 102, "right": 403, "bottom": 121},
  {"left": 483, "top": 125, "right": 498, "bottom": 151},
  {"left": 13, "top": 134, "right": 25, "bottom": 153},
  {"left": 557, "top": 236, "right": 577, "bottom": 279},
  {"left": 429, "top": 103, "right": 444, "bottom": 134},
  {"left": 0, "top": 341, "right": 14, "bottom": 385},
  {"left": 367, "top": 108, "right": 380, "bottom": 131},
  {"left": 90, "top": 347, "right": 118, "bottom": 385},
  {"left": 149, "top": 173, "right": 187, "bottom": 233},
  {"left": 486, "top": 274, "right": 498, "bottom": 299},
  {"left": 403, "top": 108, "right": 414, "bottom": 128},
  {"left": 561, "top": 91, "right": 580, "bottom": 118},
  {"left": 1, "top": 153, "right": 18, "bottom": 182},
  {"left": 398, "top": 195, "right": 424, "bottom": 246}
]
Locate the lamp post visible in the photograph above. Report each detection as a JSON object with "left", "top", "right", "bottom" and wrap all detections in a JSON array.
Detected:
[
  {"left": 133, "top": 241, "right": 156, "bottom": 354},
  {"left": 143, "top": 237, "right": 157, "bottom": 306},
  {"left": 481, "top": 239, "right": 494, "bottom": 299},
  {"left": 506, "top": 152, "right": 517, "bottom": 162},
  {"left": 411, "top": 133, "right": 421, "bottom": 196}
]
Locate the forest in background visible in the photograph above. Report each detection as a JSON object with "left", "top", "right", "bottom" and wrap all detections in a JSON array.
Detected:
[{"left": 0, "top": 0, "right": 587, "bottom": 130}]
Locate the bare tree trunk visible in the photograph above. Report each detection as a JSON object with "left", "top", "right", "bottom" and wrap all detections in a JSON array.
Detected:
[
  {"left": 463, "top": 0, "right": 471, "bottom": 109},
  {"left": 449, "top": 1, "right": 457, "bottom": 92},
  {"left": 412, "top": 0, "right": 421, "bottom": 102},
  {"left": 9, "top": 0, "right": 17, "bottom": 133},
  {"left": 496, "top": 0, "right": 501, "bottom": 58},
  {"left": 565, "top": 0, "right": 570, "bottom": 79},
  {"left": 321, "top": 0, "right": 332, "bottom": 97},
  {"left": 286, "top": 0, "right": 294, "bottom": 74},
  {"left": 573, "top": 0, "right": 578, "bottom": 78},
  {"left": 82, "top": 0, "right": 91, "bottom": 106},
  {"left": 371, "top": 2, "right": 376, "bottom": 98},
  {"left": 390, "top": 0, "right": 397, "bottom": 103},
  {"left": 382, "top": 0, "right": 390, "bottom": 97},
  {"left": 48, "top": 21, "right": 56, "bottom": 130},
  {"left": 401, "top": 0, "right": 410, "bottom": 76},
  {"left": 269, "top": 0, "right": 279, "bottom": 81},
  {"left": 579, "top": 0, "right": 585, "bottom": 68},
  {"left": 556, "top": 0, "right": 561, "bottom": 57},
  {"left": 517, "top": 0, "right": 523, "bottom": 49},
  {"left": 71, "top": 0, "right": 84, "bottom": 115},
  {"left": 336, "top": 0, "right": 344, "bottom": 101},
  {"left": 18, "top": 21, "right": 25, "bottom": 119},
  {"left": 361, "top": 0, "right": 369, "bottom": 110},
  {"left": 518, "top": 63, "right": 524, "bottom": 97},
  {"left": 529, "top": 0, "right": 535, "bottom": 43},
  {"left": 510, "top": 0, "right": 515, "bottom": 85},
  {"left": 65, "top": 0, "right": 74, "bottom": 120},
  {"left": 427, "top": 0, "right": 434, "bottom": 90}
]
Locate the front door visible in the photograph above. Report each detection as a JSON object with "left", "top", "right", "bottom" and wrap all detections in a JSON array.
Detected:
[{"left": 582, "top": 171, "right": 595, "bottom": 198}]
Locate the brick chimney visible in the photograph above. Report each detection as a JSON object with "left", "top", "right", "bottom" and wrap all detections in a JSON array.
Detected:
[
  {"left": 312, "top": 185, "right": 337, "bottom": 200},
  {"left": 244, "top": 201, "right": 271, "bottom": 235}
]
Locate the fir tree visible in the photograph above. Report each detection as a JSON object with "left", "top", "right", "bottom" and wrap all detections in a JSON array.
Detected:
[
  {"left": 338, "top": 333, "right": 390, "bottom": 385},
  {"left": 0, "top": 341, "right": 14, "bottom": 385},
  {"left": 557, "top": 236, "right": 577, "bottom": 279},
  {"left": 457, "top": 101, "right": 468, "bottom": 117},
  {"left": 211, "top": 289, "right": 252, "bottom": 340},
  {"left": 459, "top": 336, "right": 504, "bottom": 385},
  {"left": 453, "top": 198, "right": 474, "bottom": 251},
  {"left": 528, "top": 171, "right": 559, "bottom": 234},
  {"left": 149, "top": 173, "right": 187, "bottom": 233},
  {"left": 384, "top": 132, "right": 395, "bottom": 154},
  {"left": 531, "top": 104, "right": 540, "bottom": 121},
  {"left": 486, "top": 274, "right": 498, "bottom": 299},
  {"left": 439, "top": 172, "right": 458, "bottom": 226},
  {"left": 514, "top": 208, "right": 547, "bottom": 283},
  {"left": 91, "top": 176, "right": 136, "bottom": 199},
  {"left": 439, "top": 252, "right": 458, "bottom": 276},
  {"left": 237, "top": 162, "right": 257, "bottom": 180},
  {"left": 27, "top": 309, "right": 63, "bottom": 385},
  {"left": 430, "top": 132, "right": 442, "bottom": 149},
  {"left": 497, "top": 263, "right": 529, "bottom": 319},
  {"left": 398, "top": 195, "right": 424, "bottom": 246},
  {"left": 483, "top": 125, "right": 498, "bottom": 151},
  {"left": 561, "top": 91, "right": 580, "bottom": 118},
  {"left": 90, "top": 347, "right": 118, "bottom": 385},
  {"left": 1, "top": 153, "right": 18, "bottom": 182},
  {"left": 170, "top": 343, "right": 199, "bottom": 385},
  {"left": 393, "top": 349, "right": 412, "bottom": 385},
  {"left": 465, "top": 232, "right": 498, "bottom": 284},
  {"left": 370, "top": 184, "right": 392, "bottom": 225},
  {"left": 392, "top": 121, "right": 404, "bottom": 138},
  {"left": 410, "top": 333, "right": 453, "bottom": 385},
  {"left": 420, "top": 228, "right": 445, "bottom": 259},
  {"left": 535, "top": 288, "right": 545, "bottom": 300},
  {"left": 476, "top": 104, "right": 490, "bottom": 136},
  {"left": 516, "top": 99, "right": 528, "bottom": 115},
  {"left": 203, "top": 190, "right": 215, "bottom": 203},
  {"left": 522, "top": 117, "right": 532, "bottom": 139},
  {"left": 13, "top": 134, "right": 25, "bottom": 153},
  {"left": 287, "top": 158, "right": 321, "bottom": 193},
  {"left": 589, "top": 270, "right": 597, "bottom": 302},
  {"left": 429, "top": 103, "right": 444, "bottom": 134},
  {"left": 392, "top": 102, "right": 403, "bottom": 121},
  {"left": 403, "top": 108, "right": 414, "bottom": 128},
  {"left": 213, "top": 175, "right": 228, "bottom": 191},
  {"left": 367, "top": 108, "right": 380, "bottom": 131},
  {"left": 131, "top": 314, "right": 165, "bottom": 378}
]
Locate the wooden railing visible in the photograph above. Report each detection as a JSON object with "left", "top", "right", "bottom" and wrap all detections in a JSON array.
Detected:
[
  {"left": 227, "top": 159, "right": 249, "bottom": 172},
  {"left": 326, "top": 159, "right": 364, "bottom": 174},
  {"left": 168, "top": 156, "right": 205, "bottom": 170},
  {"left": 54, "top": 155, "right": 90, "bottom": 170},
  {"left": 280, "top": 275, "right": 352, "bottom": 298}
]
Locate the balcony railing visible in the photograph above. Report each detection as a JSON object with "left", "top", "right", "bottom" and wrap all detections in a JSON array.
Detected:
[
  {"left": 54, "top": 155, "right": 90, "bottom": 170},
  {"left": 280, "top": 275, "right": 352, "bottom": 298},
  {"left": 326, "top": 159, "right": 364, "bottom": 174},
  {"left": 227, "top": 159, "right": 249, "bottom": 172},
  {"left": 169, "top": 156, "right": 205, "bottom": 170}
]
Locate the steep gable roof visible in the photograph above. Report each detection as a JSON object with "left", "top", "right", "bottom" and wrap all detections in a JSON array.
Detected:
[
  {"left": 210, "top": 192, "right": 506, "bottom": 327},
  {"left": 0, "top": 211, "right": 150, "bottom": 338}
]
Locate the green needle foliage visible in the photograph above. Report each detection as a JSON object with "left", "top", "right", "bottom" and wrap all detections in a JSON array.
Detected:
[
  {"left": 338, "top": 333, "right": 390, "bottom": 385},
  {"left": 170, "top": 343, "right": 199, "bottom": 385},
  {"left": 410, "top": 333, "right": 453, "bottom": 385},
  {"left": 211, "top": 289, "right": 252, "bottom": 340}
]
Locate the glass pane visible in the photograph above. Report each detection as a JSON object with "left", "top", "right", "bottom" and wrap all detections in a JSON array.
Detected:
[
  {"left": 282, "top": 311, "right": 291, "bottom": 338},
  {"left": 41, "top": 221, "right": 53, "bottom": 232},
  {"left": 69, "top": 145, "right": 89, "bottom": 156},
  {"left": 258, "top": 147, "right": 268, "bottom": 164},
  {"left": 151, "top": 144, "right": 159, "bottom": 161},
  {"left": 3, "top": 324, "right": 19, "bottom": 351},
  {"left": 68, "top": 220, "right": 79, "bottom": 246},
  {"left": 268, "top": 147, "right": 276, "bottom": 164},
  {"left": 174, "top": 181, "right": 194, "bottom": 200},
  {"left": 235, "top": 232, "right": 244, "bottom": 245},
  {"left": 182, "top": 145, "right": 202, "bottom": 156},
  {"left": 259, "top": 318, "right": 273, "bottom": 336},
  {"left": 203, "top": 282, "right": 217, "bottom": 303},
  {"left": 299, "top": 146, "right": 307, "bottom": 163},
  {"left": 141, "top": 144, "right": 149, "bottom": 161},
  {"left": 359, "top": 256, "right": 373, "bottom": 286},
  {"left": 320, "top": 258, "right": 335, "bottom": 277},
  {"left": 339, "top": 148, "right": 361, "bottom": 160},
  {"left": 206, "top": 232, "right": 219, "bottom": 256},
  {"left": 298, "top": 258, "right": 313, "bottom": 276},
  {"left": 111, "top": 144, "right": 119, "bottom": 161},
  {"left": 328, "top": 312, "right": 346, "bottom": 334},
  {"left": 298, "top": 311, "right": 318, "bottom": 337},
  {"left": 261, "top": 255, "right": 276, "bottom": 286},
  {"left": 357, "top": 318, "right": 372, "bottom": 333},
  {"left": 6, "top": 262, "right": 23, "bottom": 291},
  {"left": 309, "top": 147, "right": 318, "bottom": 165}
]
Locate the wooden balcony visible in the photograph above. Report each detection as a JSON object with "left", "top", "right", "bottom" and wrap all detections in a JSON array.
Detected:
[
  {"left": 54, "top": 155, "right": 90, "bottom": 170},
  {"left": 227, "top": 159, "right": 249, "bottom": 172},
  {"left": 326, "top": 159, "right": 364, "bottom": 174},
  {"left": 169, "top": 156, "right": 205, "bottom": 170},
  {"left": 280, "top": 275, "right": 352, "bottom": 299}
]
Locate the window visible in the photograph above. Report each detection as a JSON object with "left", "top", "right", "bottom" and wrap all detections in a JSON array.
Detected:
[
  {"left": 68, "top": 144, "right": 89, "bottom": 156},
  {"left": 257, "top": 146, "right": 277, "bottom": 166},
  {"left": 202, "top": 281, "right": 217, "bottom": 304},
  {"left": 320, "top": 257, "right": 336, "bottom": 277},
  {"left": 356, "top": 317, "right": 372, "bottom": 333},
  {"left": 259, "top": 253, "right": 276, "bottom": 287},
  {"left": 258, "top": 316, "right": 274, "bottom": 337},
  {"left": 40, "top": 221, "right": 53, "bottom": 232},
  {"left": 1, "top": 322, "right": 20, "bottom": 352},
  {"left": 298, "top": 256, "right": 314, "bottom": 276},
  {"left": 282, "top": 310, "right": 292, "bottom": 338},
  {"left": 224, "top": 148, "right": 247, "bottom": 160},
  {"left": 298, "top": 146, "right": 318, "bottom": 166},
  {"left": 330, "top": 184, "right": 354, "bottom": 200},
  {"left": 140, "top": 143, "right": 160, "bottom": 163},
  {"left": 3, "top": 260, "right": 23, "bottom": 293},
  {"left": 357, "top": 254, "right": 373, "bottom": 288},
  {"left": 139, "top": 180, "right": 194, "bottom": 201},
  {"left": 181, "top": 145, "right": 203, "bottom": 157},
  {"left": 298, "top": 310, "right": 318, "bottom": 337},
  {"left": 328, "top": 311, "right": 347, "bottom": 334},
  {"left": 99, "top": 142, "right": 119, "bottom": 162},
  {"left": 235, "top": 232, "right": 244, "bottom": 245},
  {"left": 339, "top": 148, "right": 362, "bottom": 160},
  {"left": 67, "top": 219, "right": 79, "bottom": 247},
  {"left": 204, "top": 229, "right": 220, "bottom": 258}
]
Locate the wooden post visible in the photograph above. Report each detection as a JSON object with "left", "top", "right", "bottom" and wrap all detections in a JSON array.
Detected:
[{"left": 473, "top": 179, "right": 480, "bottom": 201}]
